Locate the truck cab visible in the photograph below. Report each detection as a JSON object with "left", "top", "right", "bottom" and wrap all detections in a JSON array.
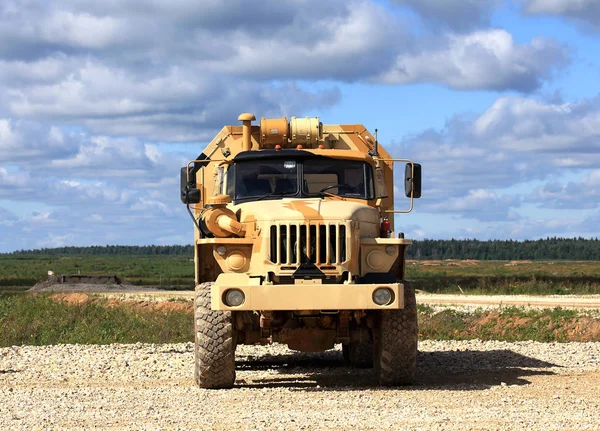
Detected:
[{"left": 181, "top": 114, "right": 421, "bottom": 388}]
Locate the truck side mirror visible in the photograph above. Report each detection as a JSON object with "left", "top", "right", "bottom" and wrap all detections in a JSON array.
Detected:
[
  {"left": 180, "top": 166, "right": 201, "bottom": 204},
  {"left": 404, "top": 163, "right": 421, "bottom": 199}
]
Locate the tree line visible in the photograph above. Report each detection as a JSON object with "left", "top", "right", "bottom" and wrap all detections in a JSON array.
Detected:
[
  {"left": 5, "top": 237, "right": 600, "bottom": 260},
  {"left": 405, "top": 237, "right": 600, "bottom": 260},
  {"left": 7, "top": 245, "right": 194, "bottom": 256}
]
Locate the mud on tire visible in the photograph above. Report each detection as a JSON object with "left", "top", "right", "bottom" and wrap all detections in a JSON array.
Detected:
[
  {"left": 194, "top": 282, "right": 236, "bottom": 389},
  {"left": 373, "top": 281, "right": 418, "bottom": 386}
]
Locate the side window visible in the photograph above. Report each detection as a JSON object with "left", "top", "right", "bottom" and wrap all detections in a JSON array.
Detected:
[
  {"left": 366, "top": 166, "right": 375, "bottom": 199},
  {"left": 375, "top": 166, "right": 388, "bottom": 198},
  {"left": 213, "top": 166, "right": 225, "bottom": 196},
  {"left": 226, "top": 165, "right": 235, "bottom": 197}
]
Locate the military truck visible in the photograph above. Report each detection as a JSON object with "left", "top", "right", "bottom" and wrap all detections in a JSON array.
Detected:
[{"left": 180, "top": 113, "right": 421, "bottom": 388}]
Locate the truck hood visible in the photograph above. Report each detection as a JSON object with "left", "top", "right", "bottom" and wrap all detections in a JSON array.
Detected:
[{"left": 234, "top": 198, "right": 379, "bottom": 224}]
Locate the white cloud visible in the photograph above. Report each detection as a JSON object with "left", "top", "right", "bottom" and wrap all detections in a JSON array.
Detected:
[
  {"left": 424, "top": 189, "right": 521, "bottom": 221},
  {"left": 521, "top": 0, "right": 600, "bottom": 32},
  {"left": 36, "top": 234, "right": 71, "bottom": 249},
  {"left": 0, "top": 0, "right": 593, "bottom": 251},
  {"left": 391, "top": 0, "right": 499, "bottom": 31},
  {"left": 39, "top": 11, "right": 124, "bottom": 49},
  {"left": 0, "top": 118, "right": 78, "bottom": 161},
  {"left": 0, "top": 206, "right": 17, "bottom": 223},
  {"left": 377, "top": 29, "right": 569, "bottom": 91},
  {"left": 473, "top": 96, "right": 600, "bottom": 155},
  {"left": 526, "top": 170, "right": 600, "bottom": 209},
  {"left": 30, "top": 212, "right": 57, "bottom": 224},
  {"left": 200, "top": 1, "right": 404, "bottom": 81},
  {"left": 0, "top": 1, "right": 570, "bottom": 145},
  {"left": 5, "top": 60, "right": 342, "bottom": 141},
  {"left": 391, "top": 93, "right": 600, "bottom": 221}
]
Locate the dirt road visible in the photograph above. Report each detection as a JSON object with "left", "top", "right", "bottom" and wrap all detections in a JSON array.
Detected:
[{"left": 2, "top": 341, "right": 599, "bottom": 430}]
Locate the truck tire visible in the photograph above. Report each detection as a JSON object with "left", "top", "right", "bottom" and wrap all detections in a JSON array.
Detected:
[
  {"left": 373, "top": 281, "right": 418, "bottom": 386},
  {"left": 194, "top": 282, "right": 236, "bottom": 389},
  {"left": 342, "top": 342, "right": 373, "bottom": 368}
]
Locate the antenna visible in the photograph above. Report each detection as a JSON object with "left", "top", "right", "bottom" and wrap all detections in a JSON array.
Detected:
[{"left": 368, "top": 128, "right": 380, "bottom": 157}]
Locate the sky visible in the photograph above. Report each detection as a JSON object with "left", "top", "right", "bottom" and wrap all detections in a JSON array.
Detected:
[{"left": 1, "top": 0, "right": 600, "bottom": 252}]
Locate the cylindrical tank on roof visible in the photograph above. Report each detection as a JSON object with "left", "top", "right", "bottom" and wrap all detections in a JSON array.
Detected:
[
  {"left": 260, "top": 117, "right": 288, "bottom": 147},
  {"left": 290, "top": 116, "right": 322, "bottom": 147}
]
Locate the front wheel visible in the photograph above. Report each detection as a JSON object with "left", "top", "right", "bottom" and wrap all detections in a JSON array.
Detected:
[
  {"left": 194, "top": 282, "right": 236, "bottom": 389},
  {"left": 373, "top": 281, "right": 418, "bottom": 386}
]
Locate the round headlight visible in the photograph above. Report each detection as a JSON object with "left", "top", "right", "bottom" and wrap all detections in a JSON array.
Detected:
[
  {"left": 224, "top": 289, "right": 245, "bottom": 307},
  {"left": 216, "top": 246, "right": 227, "bottom": 256},
  {"left": 227, "top": 251, "right": 247, "bottom": 271},
  {"left": 372, "top": 287, "right": 393, "bottom": 306},
  {"left": 385, "top": 245, "right": 396, "bottom": 255}
]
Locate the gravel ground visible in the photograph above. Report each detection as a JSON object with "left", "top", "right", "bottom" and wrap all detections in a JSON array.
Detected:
[{"left": 1, "top": 341, "right": 599, "bottom": 430}]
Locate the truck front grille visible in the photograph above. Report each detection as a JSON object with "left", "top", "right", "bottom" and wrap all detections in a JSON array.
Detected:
[{"left": 269, "top": 222, "right": 348, "bottom": 265}]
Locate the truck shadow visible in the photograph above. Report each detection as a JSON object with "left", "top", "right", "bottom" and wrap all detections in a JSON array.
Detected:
[{"left": 235, "top": 349, "right": 558, "bottom": 391}]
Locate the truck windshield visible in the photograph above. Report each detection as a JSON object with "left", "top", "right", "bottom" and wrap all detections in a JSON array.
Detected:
[{"left": 230, "top": 158, "right": 374, "bottom": 202}]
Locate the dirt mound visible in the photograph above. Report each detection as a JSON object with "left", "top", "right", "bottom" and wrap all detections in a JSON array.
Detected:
[
  {"left": 29, "top": 274, "right": 137, "bottom": 293},
  {"left": 48, "top": 293, "right": 193, "bottom": 313},
  {"left": 469, "top": 311, "right": 600, "bottom": 342}
]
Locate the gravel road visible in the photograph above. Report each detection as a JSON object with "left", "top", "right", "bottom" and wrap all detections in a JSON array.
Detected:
[{"left": 2, "top": 341, "right": 599, "bottom": 430}]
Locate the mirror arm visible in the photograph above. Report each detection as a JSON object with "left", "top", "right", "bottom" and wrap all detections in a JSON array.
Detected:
[{"left": 186, "top": 203, "right": 202, "bottom": 233}]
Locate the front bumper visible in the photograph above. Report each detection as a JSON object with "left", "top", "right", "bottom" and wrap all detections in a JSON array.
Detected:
[{"left": 210, "top": 282, "right": 405, "bottom": 311}]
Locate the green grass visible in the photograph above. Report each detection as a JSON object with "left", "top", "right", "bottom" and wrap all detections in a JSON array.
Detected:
[
  {"left": 2, "top": 254, "right": 600, "bottom": 295},
  {"left": 3, "top": 293, "right": 598, "bottom": 347},
  {"left": 0, "top": 255, "right": 195, "bottom": 287},
  {"left": 417, "top": 305, "right": 599, "bottom": 342},
  {"left": 0, "top": 294, "right": 193, "bottom": 347},
  {"left": 406, "top": 260, "right": 600, "bottom": 295}
]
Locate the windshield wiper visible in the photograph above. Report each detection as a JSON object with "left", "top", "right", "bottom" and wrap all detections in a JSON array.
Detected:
[
  {"left": 255, "top": 191, "right": 298, "bottom": 201},
  {"left": 315, "top": 190, "right": 344, "bottom": 200},
  {"left": 315, "top": 184, "right": 352, "bottom": 200}
]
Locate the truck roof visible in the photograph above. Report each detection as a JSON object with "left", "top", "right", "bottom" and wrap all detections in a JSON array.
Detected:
[{"left": 232, "top": 149, "right": 374, "bottom": 163}]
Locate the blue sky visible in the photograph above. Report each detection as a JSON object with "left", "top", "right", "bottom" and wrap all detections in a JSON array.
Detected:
[{"left": 1, "top": 0, "right": 600, "bottom": 252}]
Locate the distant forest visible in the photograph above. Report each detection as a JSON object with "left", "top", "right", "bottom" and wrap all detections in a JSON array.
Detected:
[{"left": 6, "top": 237, "right": 600, "bottom": 260}]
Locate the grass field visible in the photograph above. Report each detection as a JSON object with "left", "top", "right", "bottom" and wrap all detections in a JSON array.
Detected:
[
  {"left": 0, "top": 255, "right": 194, "bottom": 288},
  {"left": 2, "top": 293, "right": 599, "bottom": 347},
  {"left": 417, "top": 304, "right": 600, "bottom": 342},
  {"left": 0, "top": 293, "right": 192, "bottom": 346},
  {"left": 406, "top": 259, "right": 600, "bottom": 295},
  {"left": 1, "top": 254, "right": 600, "bottom": 295}
]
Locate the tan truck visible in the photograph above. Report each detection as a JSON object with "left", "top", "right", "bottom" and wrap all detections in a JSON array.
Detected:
[{"left": 180, "top": 113, "right": 421, "bottom": 388}]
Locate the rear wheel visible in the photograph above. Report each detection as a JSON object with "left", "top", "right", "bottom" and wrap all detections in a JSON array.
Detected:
[
  {"left": 194, "top": 282, "right": 236, "bottom": 389},
  {"left": 373, "top": 281, "right": 418, "bottom": 386}
]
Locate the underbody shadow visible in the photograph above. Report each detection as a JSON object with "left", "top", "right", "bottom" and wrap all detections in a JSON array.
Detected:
[{"left": 235, "top": 349, "right": 557, "bottom": 391}]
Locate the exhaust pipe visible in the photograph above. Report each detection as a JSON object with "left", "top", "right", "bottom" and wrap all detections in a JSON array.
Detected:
[{"left": 238, "top": 113, "right": 256, "bottom": 151}]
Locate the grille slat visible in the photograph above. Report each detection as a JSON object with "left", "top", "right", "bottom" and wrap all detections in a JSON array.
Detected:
[
  {"left": 269, "top": 222, "right": 348, "bottom": 265},
  {"left": 286, "top": 225, "right": 291, "bottom": 265}
]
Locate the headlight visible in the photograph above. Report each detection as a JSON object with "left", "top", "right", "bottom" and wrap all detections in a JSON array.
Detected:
[
  {"left": 224, "top": 289, "right": 245, "bottom": 307},
  {"left": 226, "top": 251, "right": 247, "bottom": 271},
  {"left": 366, "top": 250, "right": 385, "bottom": 270},
  {"left": 372, "top": 287, "right": 393, "bottom": 306},
  {"left": 216, "top": 245, "right": 227, "bottom": 256},
  {"left": 385, "top": 245, "right": 396, "bottom": 255}
]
